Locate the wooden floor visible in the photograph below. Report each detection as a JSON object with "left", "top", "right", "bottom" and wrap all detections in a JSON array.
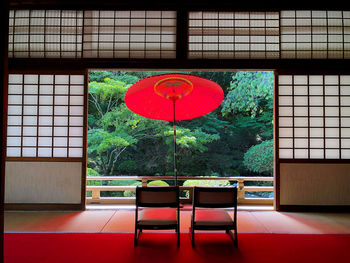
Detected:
[{"left": 4, "top": 206, "right": 350, "bottom": 234}]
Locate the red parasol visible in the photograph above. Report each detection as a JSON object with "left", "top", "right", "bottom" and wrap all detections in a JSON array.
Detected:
[{"left": 125, "top": 73, "right": 224, "bottom": 185}]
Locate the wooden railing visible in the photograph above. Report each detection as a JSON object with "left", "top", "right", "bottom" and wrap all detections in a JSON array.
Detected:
[{"left": 86, "top": 176, "right": 274, "bottom": 205}]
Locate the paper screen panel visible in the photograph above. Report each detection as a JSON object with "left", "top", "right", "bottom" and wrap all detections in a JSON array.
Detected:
[
  {"left": 188, "top": 11, "right": 280, "bottom": 59},
  {"left": 280, "top": 11, "right": 350, "bottom": 59},
  {"left": 9, "top": 10, "right": 83, "bottom": 58},
  {"left": 278, "top": 74, "right": 350, "bottom": 159},
  {"left": 83, "top": 10, "right": 176, "bottom": 58},
  {"left": 7, "top": 74, "right": 85, "bottom": 158}
]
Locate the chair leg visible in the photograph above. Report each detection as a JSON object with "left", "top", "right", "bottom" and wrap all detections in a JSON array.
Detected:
[
  {"left": 191, "top": 227, "right": 195, "bottom": 248},
  {"left": 134, "top": 228, "right": 138, "bottom": 246},
  {"left": 234, "top": 230, "right": 238, "bottom": 248},
  {"left": 177, "top": 227, "right": 180, "bottom": 247},
  {"left": 226, "top": 229, "right": 238, "bottom": 248}
]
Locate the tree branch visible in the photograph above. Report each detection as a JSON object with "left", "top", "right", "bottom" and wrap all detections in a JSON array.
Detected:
[
  {"left": 89, "top": 94, "right": 104, "bottom": 118},
  {"left": 107, "top": 148, "right": 118, "bottom": 171},
  {"left": 110, "top": 146, "right": 127, "bottom": 175},
  {"left": 106, "top": 95, "right": 113, "bottom": 114},
  {"left": 99, "top": 152, "right": 107, "bottom": 175}
]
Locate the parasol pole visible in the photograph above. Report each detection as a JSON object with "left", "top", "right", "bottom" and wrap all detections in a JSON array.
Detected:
[{"left": 172, "top": 89, "right": 178, "bottom": 186}]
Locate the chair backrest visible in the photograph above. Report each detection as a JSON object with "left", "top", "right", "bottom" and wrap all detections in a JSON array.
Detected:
[
  {"left": 193, "top": 186, "right": 237, "bottom": 208},
  {"left": 136, "top": 186, "right": 179, "bottom": 208}
]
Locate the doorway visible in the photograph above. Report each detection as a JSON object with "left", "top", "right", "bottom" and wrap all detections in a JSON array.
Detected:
[{"left": 86, "top": 70, "right": 274, "bottom": 206}]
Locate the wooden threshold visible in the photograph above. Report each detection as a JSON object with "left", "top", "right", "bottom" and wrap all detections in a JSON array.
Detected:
[
  {"left": 5, "top": 203, "right": 84, "bottom": 211},
  {"left": 279, "top": 205, "right": 350, "bottom": 213}
]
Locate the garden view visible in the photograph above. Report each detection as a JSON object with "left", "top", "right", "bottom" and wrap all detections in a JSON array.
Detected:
[{"left": 87, "top": 71, "right": 274, "bottom": 198}]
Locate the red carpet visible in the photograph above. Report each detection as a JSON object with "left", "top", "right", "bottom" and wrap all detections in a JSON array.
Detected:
[{"left": 5, "top": 233, "right": 350, "bottom": 263}]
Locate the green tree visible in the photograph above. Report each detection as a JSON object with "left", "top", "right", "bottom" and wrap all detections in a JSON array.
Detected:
[
  {"left": 88, "top": 78, "right": 168, "bottom": 176},
  {"left": 243, "top": 139, "right": 273, "bottom": 174},
  {"left": 87, "top": 70, "right": 274, "bottom": 179},
  {"left": 222, "top": 71, "right": 273, "bottom": 118},
  {"left": 88, "top": 78, "right": 129, "bottom": 122},
  {"left": 219, "top": 71, "right": 274, "bottom": 176},
  {"left": 88, "top": 74, "right": 222, "bottom": 177}
]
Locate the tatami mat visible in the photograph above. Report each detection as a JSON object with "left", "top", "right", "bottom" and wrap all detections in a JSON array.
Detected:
[
  {"left": 5, "top": 211, "right": 115, "bottom": 233},
  {"left": 5, "top": 209, "right": 350, "bottom": 234}
]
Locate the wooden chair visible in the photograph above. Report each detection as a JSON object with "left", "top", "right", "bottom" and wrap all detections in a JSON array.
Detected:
[
  {"left": 190, "top": 186, "right": 238, "bottom": 248},
  {"left": 134, "top": 186, "right": 180, "bottom": 246}
]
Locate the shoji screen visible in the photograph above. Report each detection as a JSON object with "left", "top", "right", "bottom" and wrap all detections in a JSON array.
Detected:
[
  {"left": 280, "top": 11, "right": 350, "bottom": 59},
  {"left": 8, "top": 10, "right": 83, "bottom": 58},
  {"left": 278, "top": 74, "right": 350, "bottom": 207},
  {"left": 278, "top": 74, "right": 350, "bottom": 159},
  {"left": 188, "top": 10, "right": 350, "bottom": 59},
  {"left": 188, "top": 11, "right": 280, "bottom": 59},
  {"left": 8, "top": 9, "right": 176, "bottom": 59},
  {"left": 7, "top": 73, "right": 85, "bottom": 158},
  {"left": 5, "top": 73, "right": 86, "bottom": 207},
  {"left": 83, "top": 10, "right": 176, "bottom": 58}
]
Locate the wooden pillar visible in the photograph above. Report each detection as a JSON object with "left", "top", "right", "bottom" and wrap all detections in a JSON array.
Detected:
[
  {"left": 91, "top": 189, "right": 101, "bottom": 202},
  {"left": 0, "top": 1, "right": 9, "bottom": 261},
  {"left": 237, "top": 179, "right": 245, "bottom": 201}
]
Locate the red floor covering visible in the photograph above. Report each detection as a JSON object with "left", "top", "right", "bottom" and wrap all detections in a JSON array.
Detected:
[{"left": 4, "top": 233, "right": 350, "bottom": 263}]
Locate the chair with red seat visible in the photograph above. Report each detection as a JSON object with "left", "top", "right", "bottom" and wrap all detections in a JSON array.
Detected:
[
  {"left": 134, "top": 186, "right": 180, "bottom": 246},
  {"left": 190, "top": 186, "right": 238, "bottom": 247}
]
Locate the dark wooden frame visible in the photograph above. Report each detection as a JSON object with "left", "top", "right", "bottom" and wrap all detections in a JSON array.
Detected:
[
  {"left": 134, "top": 186, "right": 180, "bottom": 247},
  {"left": 190, "top": 186, "right": 238, "bottom": 248}
]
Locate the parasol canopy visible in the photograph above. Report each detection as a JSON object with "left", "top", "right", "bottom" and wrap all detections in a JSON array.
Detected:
[{"left": 125, "top": 73, "right": 224, "bottom": 121}]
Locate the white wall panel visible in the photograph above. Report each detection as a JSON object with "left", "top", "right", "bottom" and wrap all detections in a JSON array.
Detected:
[
  {"left": 280, "top": 163, "right": 350, "bottom": 205},
  {"left": 5, "top": 161, "right": 82, "bottom": 204}
]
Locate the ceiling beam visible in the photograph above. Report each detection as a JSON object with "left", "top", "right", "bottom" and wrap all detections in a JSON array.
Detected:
[
  {"left": 8, "top": 0, "right": 350, "bottom": 11},
  {"left": 8, "top": 58, "right": 350, "bottom": 74}
]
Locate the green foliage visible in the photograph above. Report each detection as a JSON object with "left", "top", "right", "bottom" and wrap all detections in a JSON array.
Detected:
[
  {"left": 183, "top": 179, "right": 231, "bottom": 198},
  {"left": 88, "top": 129, "right": 136, "bottom": 154},
  {"left": 87, "top": 70, "right": 274, "bottom": 179},
  {"left": 88, "top": 78, "right": 129, "bottom": 122},
  {"left": 163, "top": 127, "right": 220, "bottom": 152},
  {"left": 89, "top": 71, "right": 141, "bottom": 84},
  {"left": 147, "top": 180, "right": 170, "bottom": 187},
  {"left": 87, "top": 167, "right": 99, "bottom": 177},
  {"left": 118, "top": 160, "right": 138, "bottom": 174},
  {"left": 184, "top": 112, "right": 229, "bottom": 134},
  {"left": 189, "top": 71, "right": 235, "bottom": 95},
  {"left": 123, "top": 182, "right": 142, "bottom": 197},
  {"left": 89, "top": 78, "right": 128, "bottom": 99},
  {"left": 86, "top": 168, "right": 102, "bottom": 186},
  {"left": 243, "top": 140, "right": 273, "bottom": 174},
  {"left": 183, "top": 179, "right": 231, "bottom": 187},
  {"left": 222, "top": 71, "right": 273, "bottom": 118},
  {"left": 88, "top": 76, "right": 169, "bottom": 176},
  {"left": 89, "top": 71, "right": 120, "bottom": 83},
  {"left": 123, "top": 180, "right": 169, "bottom": 197}
]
